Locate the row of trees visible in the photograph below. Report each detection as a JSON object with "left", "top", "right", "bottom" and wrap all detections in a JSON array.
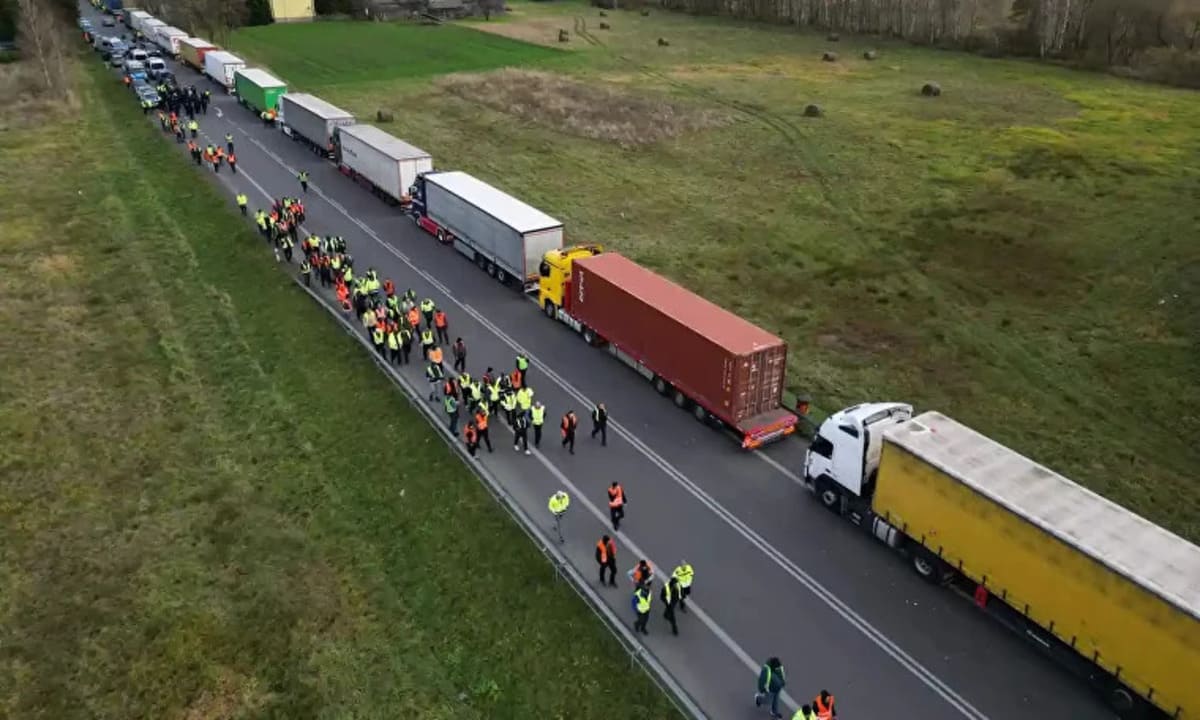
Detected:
[{"left": 637, "top": 0, "right": 1200, "bottom": 84}]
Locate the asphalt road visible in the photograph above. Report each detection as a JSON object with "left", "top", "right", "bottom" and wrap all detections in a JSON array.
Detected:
[{"left": 87, "top": 10, "right": 1114, "bottom": 719}]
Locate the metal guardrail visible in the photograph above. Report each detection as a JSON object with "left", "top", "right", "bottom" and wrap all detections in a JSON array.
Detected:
[{"left": 292, "top": 279, "right": 708, "bottom": 720}]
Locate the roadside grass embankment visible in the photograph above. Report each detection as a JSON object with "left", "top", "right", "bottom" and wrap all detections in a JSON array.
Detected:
[
  {"left": 0, "top": 58, "right": 682, "bottom": 720},
  {"left": 229, "top": 2, "right": 1200, "bottom": 543}
]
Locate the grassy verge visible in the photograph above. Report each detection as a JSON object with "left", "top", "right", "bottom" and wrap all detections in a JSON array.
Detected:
[
  {"left": 0, "top": 58, "right": 680, "bottom": 719},
  {"left": 229, "top": 2, "right": 1200, "bottom": 541}
]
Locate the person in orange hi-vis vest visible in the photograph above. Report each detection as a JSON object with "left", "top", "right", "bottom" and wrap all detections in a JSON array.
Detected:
[
  {"left": 560, "top": 410, "right": 578, "bottom": 455},
  {"left": 813, "top": 690, "right": 836, "bottom": 719}
]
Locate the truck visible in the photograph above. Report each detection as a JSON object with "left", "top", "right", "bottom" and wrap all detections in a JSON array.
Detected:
[
  {"left": 334, "top": 125, "right": 431, "bottom": 206},
  {"left": 278, "top": 93, "right": 355, "bottom": 157},
  {"left": 152, "top": 25, "right": 187, "bottom": 57},
  {"left": 803, "top": 405, "right": 1200, "bottom": 720},
  {"left": 539, "top": 251, "right": 797, "bottom": 447},
  {"left": 177, "top": 37, "right": 215, "bottom": 71},
  {"left": 233, "top": 68, "right": 287, "bottom": 114},
  {"left": 409, "top": 171, "right": 558, "bottom": 291},
  {"left": 203, "top": 50, "right": 246, "bottom": 91},
  {"left": 103, "top": 0, "right": 123, "bottom": 14},
  {"left": 139, "top": 18, "right": 165, "bottom": 40},
  {"left": 126, "top": 10, "right": 149, "bottom": 31}
]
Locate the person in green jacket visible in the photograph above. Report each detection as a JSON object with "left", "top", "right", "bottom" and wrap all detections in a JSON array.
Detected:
[{"left": 754, "top": 656, "right": 786, "bottom": 719}]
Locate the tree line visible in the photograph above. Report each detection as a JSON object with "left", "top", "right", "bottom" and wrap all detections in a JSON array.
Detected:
[{"left": 619, "top": 0, "right": 1200, "bottom": 86}]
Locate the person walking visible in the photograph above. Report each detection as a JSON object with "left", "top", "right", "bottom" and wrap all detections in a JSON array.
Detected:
[
  {"left": 227, "top": 151, "right": 237, "bottom": 174},
  {"left": 433, "top": 307, "right": 449, "bottom": 345},
  {"left": 300, "top": 258, "right": 312, "bottom": 287},
  {"left": 561, "top": 410, "right": 578, "bottom": 454},
  {"left": 298, "top": 170, "right": 309, "bottom": 193},
  {"left": 464, "top": 421, "right": 479, "bottom": 458},
  {"left": 188, "top": 118, "right": 198, "bottom": 138},
  {"left": 387, "top": 327, "right": 400, "bottom": 365},
  {"left": 595, "top": 534, "right": 617, "bottom": 587},
  {"left": 548, "top": 490, "right": 570, "bottom": 544},
  {"left": 444, "top": 394, "right": 459, "bottom": 435},
  {"left": 399, "top": 326, "right": 413, "bottom": 365},
  {"left": 420, "top": 297, "right": 435, "bottom": 330},
  {"left": 607, "top": 481, "right": 626, "bottom": 532},
  {"left": 371, "top": 325, "right": 386, "bottom": 357},
  {"left": 473, "top": 406, "right": 493, "bottom": 453},
  {"left": 661, "top": 575, "right": 681, "bottom": 635},
  {"left": 531, "top": 401, "right": 546, "bottom": 448},
  {"left": 501, "top": 388, "right": 518, "bottom": 429},
  {"left": 671, "top": 561, "right": 694, "bottom": 613},
  {"left": 591, "top": 402, "right": 609, "bottom": 446},
  {"left": 420, "top": 327, "right": 435, "bottom": 360},
  {"left": 452, "top": 337, "right": 467, "bottom": 373},
  {"left": 513, "top": 410, "right": 530, "bottom": 455},
  {"left": 632, "top": 582, "right": 652, "bottom": 635},
  {"left": 236, "top": 192, "right": 248, "bottom": 216},
  {"left": 754, "top": 657, "right": 787, "bottom": 719},
  {"left": 515, "top": 352, "right": 529, "bottom": 386},
  {"left": 225, "top": 132, "right": 234, "bottom": 153},
  {"left": 812, "top": 690, "right": 836, "bottom": 720},
  {"left": 630, "top": 559, "right": 654, "bottom": 586},
  {"left": 426, "top": 360, "right": 444, "bottom": 401}
]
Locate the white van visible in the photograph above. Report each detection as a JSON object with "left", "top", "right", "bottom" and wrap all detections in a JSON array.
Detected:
[
  {"left": 147, "top": 57, "right": 167, "bottom": 78},
  {"left": 129, "top": 48, "right": 148, "bottom": 63}
]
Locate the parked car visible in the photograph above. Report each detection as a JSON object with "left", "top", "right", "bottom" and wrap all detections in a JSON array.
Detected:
[
  {"left": 146, "top": 57, "right": 167, "bottom": 78},
  {"left": 136, "top": 87, "right": 161, "bottom": 108}
]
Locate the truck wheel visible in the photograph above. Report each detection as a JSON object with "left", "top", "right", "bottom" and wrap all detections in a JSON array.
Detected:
[
  {"left": 911, "top": 547, "right": 949, "bottom": 584},
  {"left": 815, "top": 476, "right": 841, "bottom": 512},
  {"left": 486, "top": 261, "right": 497, "bottom": 278},
  {"left": 582, "top": 327, "right": 596, "bottom": 345},
  {"left": 653, "top": 377, "right": 669, "bottom": 395},
  {"left": 411, "top": 212, "right": 421, "bottom": 226},
  {"left": 544, "top": 301, "right": 556, "bottom": 319},
  {"left": 476, "top": 254, "right": 487, "bottom": 271},
  {"left": 496, "top": 267, "right": 508, "bottom": 285},
  {"left": 692, "top": 404, "right": 709, "bottom": 424},
  {"left": 436, "top": 229, "right": 446, "bottom": 243},
  {"left": 673, "top": 390, "right": 688, "bottom": 409}
]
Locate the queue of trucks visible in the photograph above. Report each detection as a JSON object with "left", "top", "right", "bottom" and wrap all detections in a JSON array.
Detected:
[{"left": 106, "top": 12, "right": 1199, "bottom": 718}]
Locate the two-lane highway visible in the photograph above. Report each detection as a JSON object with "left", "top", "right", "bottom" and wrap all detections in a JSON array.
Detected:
[{"left": 88, "top": 9, "right": 1114, "bottom": 718}]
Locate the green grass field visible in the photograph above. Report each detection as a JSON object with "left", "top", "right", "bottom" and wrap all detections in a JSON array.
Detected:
[
  {"left": 0, "top": 58, "right": 680, "bottom": 719},
  {"left": 228, "top": 2, "right": 1200, "bottom": 543}
]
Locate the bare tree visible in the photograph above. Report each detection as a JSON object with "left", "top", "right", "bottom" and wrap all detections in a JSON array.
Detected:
[{"left": 17, "top": 0, "right": 69, "bottom": 97}]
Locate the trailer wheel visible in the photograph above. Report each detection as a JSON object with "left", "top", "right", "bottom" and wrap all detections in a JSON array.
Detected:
[
  {"left": 653, "top": 376, "right": 669, "bottom": 395},
  {"left": 476, "top": 254, "right": 487, "bottom": 271},
  {"left": 544, "top": 301, "right": 556, "bottom": 319},
  {"left": 496, "top": 267, "right": 508, "bottom": 285},
  {"left": 911, "top": 546, "right": 950, "bottom": 584},
  {"left": 486, "top": 261, "right": 497, "bottom": 278},
  {"left": 582, "top": 327, "right": 596, "bottom": 345},
  {"left": 673, "top": 390, "right": 688, "bottom": 409},
  {"left": 692, "top": 404, "right": 710, "bottom": 424},
  {"left": 436, "top": 229, "right": 446, "bottom": 243}
]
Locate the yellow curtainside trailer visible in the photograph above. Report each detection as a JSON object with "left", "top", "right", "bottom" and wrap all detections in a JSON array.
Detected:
[{"left": 874, "top": 412, "right": 1200, "bottom": 720}]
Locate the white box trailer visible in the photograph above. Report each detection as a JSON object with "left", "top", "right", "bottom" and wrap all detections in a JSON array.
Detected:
[
  {"left": 411, "top": 171, "right": 564, "bottom": 290},
  {"left": 335, "top": 124, "right": 431, "bottom": 205},
  {"left": 140, "top": 18, "right": 165, "bottom": 38},
  {"left": 126, "top": 9, "right": 149, "bottom": 29},
  {"left": 203, "top": 50, "right": 246, "bottom": 90},
  {"left": 153, "top": 26, "right": 188, "bottom": 56},
  {"left": 279, "top": 93, "right": 356, "bottom": 156}
]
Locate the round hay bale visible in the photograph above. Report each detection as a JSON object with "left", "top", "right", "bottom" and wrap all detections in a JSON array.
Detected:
[
  {"left": 599, "top": 21, "right": 610, "bottom": 29},
  {"left": 558, "top": 28, "right": 570, "bottom": 42},
  {"left": 822, "top": 51, "right": 838, "bottom": 62},
  {"left": 826, "top": 32, "right": 840, "bottom": 41},
  {"left": 921, "top": 81, "right": 942, "bottom": 97},
  {"left": 863, "top": 49, "right": 878, "bottom": 60},
  {"left": 803, "top": 103, "right": 823, "bottom": 117},
  {"left": 657, "top": 37, "right": 670, "bottom": 46},
  {"left": 376, "top": 109, "right": 395, "bottom": 123}
]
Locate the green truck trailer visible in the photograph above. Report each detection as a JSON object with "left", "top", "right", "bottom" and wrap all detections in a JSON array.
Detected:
[{"left": 233, "top": 68, "right": 287, "bottom": 115}]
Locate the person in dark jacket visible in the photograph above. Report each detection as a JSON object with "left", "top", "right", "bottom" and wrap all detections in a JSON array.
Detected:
[{"left": 754, "top": 656, "right": 786, "bottom": 719}]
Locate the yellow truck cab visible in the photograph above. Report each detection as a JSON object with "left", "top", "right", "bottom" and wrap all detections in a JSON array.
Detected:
[{"left": 537, "top": 244, "right": 603, "bottom": 320}]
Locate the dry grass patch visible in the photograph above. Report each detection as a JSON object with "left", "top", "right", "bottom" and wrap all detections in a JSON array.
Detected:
[
  {"left": 0, "top": 63, "right": 68, "bottom": 131},
  {"left": 469, "top": 14, "right": 577, "bottom": 47},
  {"left": 438, "top": 68, "right": 730, "bottom": 146}
]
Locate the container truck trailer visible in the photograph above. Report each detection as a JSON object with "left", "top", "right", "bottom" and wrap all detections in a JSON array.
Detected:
[
  {"left": 152, "top": 25, "right": 187, "bottom": 57},
  {"left": 409, "top": 171, "right": 561, "bottom": 290},
  {"left": 279, "top": 93, "right": 355, "bottom": 157},
  {"left": 203, "top": 50, "right": 245, "bottom": 91},
  {"left": 125, "top": 9, "right": 147, "bottom": 29},
  {"left": 334, "top": 125, "right": 431, "bottom": 206},
  {"left": 803, "top": 404, "right": 1200, "bottom": 720},
  {"left": 233, "top": 68, "right": 287, "bottom": 114},
  {"left": 539, "top": 250, "right": 798, "bottom": 447},
  {"left": 177, "top": 37, "right": 215, "bottom": 71},
  {"left": 139, "top": 18, "right": 165, "bottom": 39}
]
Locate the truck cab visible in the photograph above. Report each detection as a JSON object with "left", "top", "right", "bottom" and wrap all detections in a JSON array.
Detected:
[
  {"left": 804, "top": 402, "right": 912, "bottom": 512},
  {"left": 537, "top": 244, "right": 604, "bottom": 319}
]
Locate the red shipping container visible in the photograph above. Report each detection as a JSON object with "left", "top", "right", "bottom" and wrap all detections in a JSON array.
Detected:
[{"left": 568, "top": 254, "right": 796, "bottom": 446}]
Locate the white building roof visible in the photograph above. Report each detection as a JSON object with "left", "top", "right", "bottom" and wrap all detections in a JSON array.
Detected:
[
  {"left": 428, "top": 170, "right": 561, "bottom": 234},
  {"left": 886, "top": 411, "right": 1200, "bottom": 620}
]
